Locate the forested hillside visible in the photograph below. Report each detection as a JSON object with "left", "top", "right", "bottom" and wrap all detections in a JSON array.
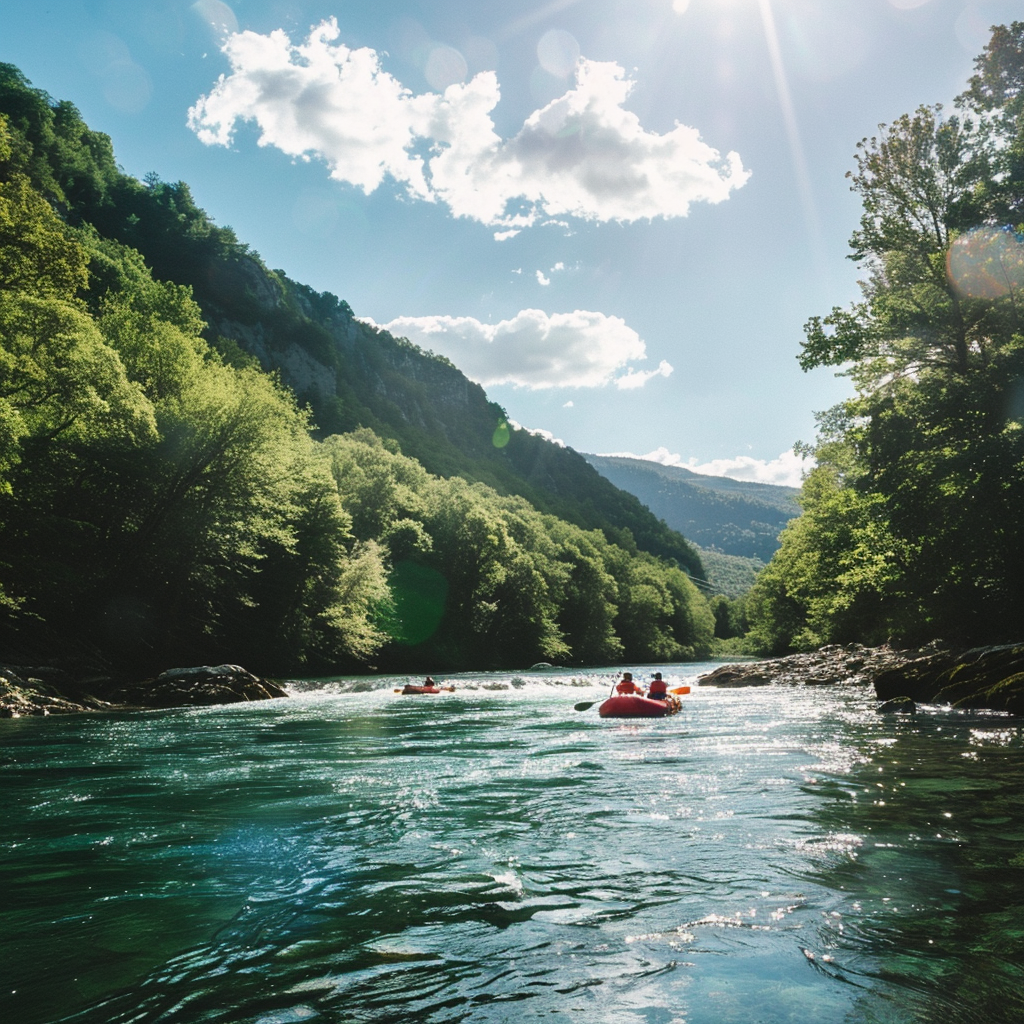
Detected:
[
  {"left": 585, "top": 454, "right": 799, "bottom": 561},
  {"left": 0, "top": 65, "right": 715, "bottom": 677},
  {"left": 747, "top": 22, "right": 1024, "bottom": 654},
  {"left": 0, "top": 62, "right": 701, "bottom": 577},
  {"left": 692, "top": 547, "right": 764, "bottom": 601}
]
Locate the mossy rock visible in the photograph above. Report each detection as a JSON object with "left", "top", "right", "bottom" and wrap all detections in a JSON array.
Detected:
[{"left": 875, "top": 644, "right": 1024, "bottom": 714}]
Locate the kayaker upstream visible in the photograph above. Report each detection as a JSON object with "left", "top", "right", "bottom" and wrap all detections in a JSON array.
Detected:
[
  {"left": 647, "top": 673, "right": 668, "bottom": 700},
  {"left": 401, "top": 676, "right": 442, "bottom": 694},
  {"left": 615, "top": 672, "right": 643, "bottom": 695}
]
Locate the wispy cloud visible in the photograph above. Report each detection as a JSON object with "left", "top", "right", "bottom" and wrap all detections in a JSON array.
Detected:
[
  {"left": 189, "top": 18, "right": 749, "bottom": 238},
  {"left": 370, "top": 309, "right": 671, "bottom": 390},
  {"left": 601, "top": 446, "right": 810, "bottom": 487},
  {"left": 613, "top": 361, "right": 673, "bottom": 390}
]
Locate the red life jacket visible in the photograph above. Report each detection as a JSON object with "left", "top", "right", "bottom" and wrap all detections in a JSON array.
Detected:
[{"left": 648, "top": 679, "right": 668, "bottom": 698}]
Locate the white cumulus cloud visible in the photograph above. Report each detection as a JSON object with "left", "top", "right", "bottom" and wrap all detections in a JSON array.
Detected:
[
  {"left": 188, "top": 18, "right": 749, "bottom": 234},
  {"left": 601, "top": 447, "right": 810, "bottom": 488},
  {"left": 510, "top": 421, "right": 567, "bottom": 447},
  {"left": 375, "top": 309, "right": 670, "bottom": 390}
]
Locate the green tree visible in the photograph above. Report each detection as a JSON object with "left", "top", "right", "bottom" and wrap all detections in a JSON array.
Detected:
[
  {"left": 709, "top": 593, "right": 748, "bottom": 640},
  {"left": 960, "top": 21, "right": 1024, "bottom": 224},
  {"left": 549, "top": 531, "right": 624, "bottom": 665},
  {"left": 750, "top": 23, "right": 1024, "bottom": 651},
  {"left": 800, "top": 104, "right": 995, "bottom": 384}
]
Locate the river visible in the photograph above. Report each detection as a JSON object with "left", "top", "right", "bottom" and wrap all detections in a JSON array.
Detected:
[{"left": 3, "top": 663, "right": 1024, "bottom": 1023}]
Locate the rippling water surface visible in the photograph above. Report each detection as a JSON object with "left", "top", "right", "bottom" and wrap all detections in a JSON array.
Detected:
[{"left": 4, "top": 665, "right": 1024, "bottom": 1023}]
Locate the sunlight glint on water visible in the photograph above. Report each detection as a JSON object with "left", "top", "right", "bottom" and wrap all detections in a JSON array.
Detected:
[{"left": 3, "top": 665, "right": 1024, "bottom": 1023}]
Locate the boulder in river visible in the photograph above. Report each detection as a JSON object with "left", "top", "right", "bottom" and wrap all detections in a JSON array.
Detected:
[
  {"left": 877, "top": 696, "right": 917, "bottom": 714},
  {"left": 0, "top": 662, "right": 288, "bottom": 716},
  {"left": 111, "top": 664, "right": 289, "bottom": 708},
  {"left": 698, "top": 665, "right": 772, "bottom": 687},
  {"left": 873, "top": 643, "right": 1024, "bottom": 715},
  {"left": 700, "top": 641, "right": 1024, "bottom": 715},
  {"left": 0, "top": 665, "right": 111, "bottom": 717}
]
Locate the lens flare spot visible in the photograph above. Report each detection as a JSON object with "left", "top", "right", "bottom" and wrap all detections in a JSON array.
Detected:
[
  {"left": 537, "top": 29, "right": 580, "bottom": 78},
  {"left": 492, "top": 419, "right": 511, "bottom": 449},
  {"left": 947, "top": 226, "right": 1024, "bottom": 300},
  {"left": 424, "top": 45, "right": 468, "bottom": 91},
  {"left": 291, "top": 190, "right": 340, "bottom": 238},
  {"left": 191, "top": 0, "right": 238, "bottom": 38},
  {"left": 387, "top": 561, "right": 448, "bottom": 646},
  {"left": 463, "top": 35, "right": 499, "bottom": 74},
  {"left": 101, "top": 61, "right": 152, "bottom": 113}
]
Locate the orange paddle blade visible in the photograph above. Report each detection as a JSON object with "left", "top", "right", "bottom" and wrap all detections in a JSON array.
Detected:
[{"left": 670, "top": 685, "right": 691, "bottom": 695}]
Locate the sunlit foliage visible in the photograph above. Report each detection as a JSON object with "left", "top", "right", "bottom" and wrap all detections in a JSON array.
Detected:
[
  {"left": 0, "top": 85, "right": 714, "bottom": 675},
  {"left": 749, "top": 22, "right": 1024, "bottom": 653}
]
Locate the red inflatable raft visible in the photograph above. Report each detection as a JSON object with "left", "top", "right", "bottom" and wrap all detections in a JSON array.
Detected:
[
  {"left": 599, "top": 694, "right": 679, "bottom": 718},
  {"left": 402, "top": 684, "right": 441, "bottom": 694}
]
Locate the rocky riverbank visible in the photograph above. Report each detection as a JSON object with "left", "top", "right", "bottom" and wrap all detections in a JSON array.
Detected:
[
  {"left": 697, "top": 643, "right": 937, "bottom": 689},
  {"left": 698, "top": 642, "right": 1024, "bottom": 716},
  {"left": 0, "top": 663, "right": 288, "bottom": 718},
  {"left": 8, "top": 642, "right": 1024, "bottom": 718}
]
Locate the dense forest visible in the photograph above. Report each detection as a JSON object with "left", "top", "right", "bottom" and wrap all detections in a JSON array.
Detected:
[
  {"left": 0, "top": 65, "right": 716, "bottom": 677},
  {"left": 747, "top": 22, "right": 1024, "bottom": 654}
]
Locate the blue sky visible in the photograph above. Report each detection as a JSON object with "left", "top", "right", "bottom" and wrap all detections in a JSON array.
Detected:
[{"left": 4, "top": 0, "right": 1020, "bottom": 485}]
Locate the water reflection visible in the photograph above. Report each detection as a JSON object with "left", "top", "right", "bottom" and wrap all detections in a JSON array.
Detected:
[
  {"left": 4, "top": 680, "right": 1024, "bottom": 1023},
  {"left": 796, "top": 710, "right": 1024, "bottom": 1022}
]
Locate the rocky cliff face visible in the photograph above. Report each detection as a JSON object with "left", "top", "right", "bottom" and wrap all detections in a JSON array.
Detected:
[{"left": 202, "top": 255, "right": 500, "bottom": 449}]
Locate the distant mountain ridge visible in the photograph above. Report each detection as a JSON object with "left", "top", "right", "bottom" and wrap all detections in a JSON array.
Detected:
[{"left": 583, "top": 454, "right": 800, "bottom": 563}]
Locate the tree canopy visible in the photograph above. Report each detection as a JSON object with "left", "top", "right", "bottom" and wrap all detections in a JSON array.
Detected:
[
  {"left": 748, "top": 22, "right": 1024, "bottom": 653},
  {"left": 0, "top": 89, "right": 715, "bottom": 677}
]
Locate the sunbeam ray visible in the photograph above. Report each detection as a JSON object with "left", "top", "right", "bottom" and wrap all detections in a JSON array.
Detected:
[{"left": 757, "top": 0, "right": 825, "bottom": 275}]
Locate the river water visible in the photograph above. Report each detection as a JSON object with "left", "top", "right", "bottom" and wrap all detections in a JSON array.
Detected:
[{"left": 4, "top": 664, "right": 1024, "bottom": 1024}]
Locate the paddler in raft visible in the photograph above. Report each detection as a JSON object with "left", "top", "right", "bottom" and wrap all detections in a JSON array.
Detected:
[
  {"left": 647, "top": 672, "right": 668, "bottom": 700},
  {"left": 614, "top": 672, "right": 644, "bottom": 695}
]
